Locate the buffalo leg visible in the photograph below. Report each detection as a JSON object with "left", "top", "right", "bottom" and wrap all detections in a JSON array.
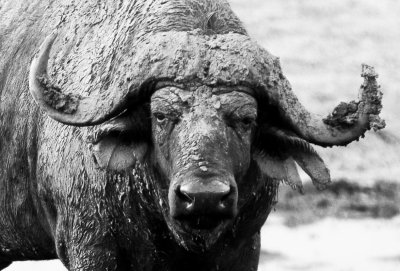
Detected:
[
  {"left": 66, "top": 247, "right": 120, "bottom": 271},
  {"left": 56, "top": 236, "right": 121, "bottom": 271},
  {"left": 54, "top": 216, "right": 120, "bottom": 271},
  {"left": 56, "top": 234, "right": 120, "bottom": 271}
]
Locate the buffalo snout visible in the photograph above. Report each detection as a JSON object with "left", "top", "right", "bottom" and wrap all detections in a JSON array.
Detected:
[{"left": 170, "top": 178, "right": 238, "bottom": 229}]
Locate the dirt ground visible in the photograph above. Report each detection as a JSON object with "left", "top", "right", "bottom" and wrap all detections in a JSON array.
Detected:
[
  {"left": 259, "top": 215, "right": 400, "bottom": 271},
  {"left": 5, "top": 0, "right": 400, "bottom": 270}
]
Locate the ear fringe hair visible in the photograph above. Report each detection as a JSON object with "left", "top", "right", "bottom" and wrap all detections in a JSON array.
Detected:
[
  {"left": 254, "top": 125, "right": 331, "bottom": 193},
  {"left": 264, "top": 127, "right": 316, "bottom": 154}
]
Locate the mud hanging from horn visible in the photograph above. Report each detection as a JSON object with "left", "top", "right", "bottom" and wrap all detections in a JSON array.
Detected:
[
  {"left": 29, "top": 33, "right": 129, "bottom": 127},
  {"left": 270, "top": 64, "right": 385, "bottom": 147}
]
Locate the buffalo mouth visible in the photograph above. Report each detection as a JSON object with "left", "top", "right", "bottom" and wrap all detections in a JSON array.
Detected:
[
  {"left": 165, "top": 217, "right": 231, "bottom": 252},
  {"left": 170, "top": 215, "right": 233, "bottom": 252},
  {"left": 176, "top": 215, "right": 228, "bottom": 231}
]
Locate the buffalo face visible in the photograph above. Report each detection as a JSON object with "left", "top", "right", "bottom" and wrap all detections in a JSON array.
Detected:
[{"left": 150, "top": 84, "right": 257, "bottom": 248}]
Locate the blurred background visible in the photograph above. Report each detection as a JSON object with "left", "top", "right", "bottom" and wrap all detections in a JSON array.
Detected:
[{"left": 6, "top": 0, "right": 400, "bottom": 270}]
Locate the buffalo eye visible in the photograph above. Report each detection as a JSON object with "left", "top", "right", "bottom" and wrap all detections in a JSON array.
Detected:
[
  {"left": 240, "top": 117, "right": 255, "bottom": 130},
  {"left": 154, "top": 112, "right": 167, "bottom": 124},
  {"left": 226, "top": 114, "right": 256, "bottom": 132},
  {"left": 153, "top": 112, "right": 181, "bottom": 126}
]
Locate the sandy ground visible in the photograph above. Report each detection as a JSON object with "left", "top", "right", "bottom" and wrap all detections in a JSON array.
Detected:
[
  {"left": 4, "top": 0, "right": 400, "bottom": 270},
  {"left": 259, "top": 215, "right": 400, "bottom": 271}
]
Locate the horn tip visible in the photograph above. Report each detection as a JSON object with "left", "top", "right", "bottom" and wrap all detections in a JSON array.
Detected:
[{"left": 361, "top": 64, "right": 378, "bottom": 78}]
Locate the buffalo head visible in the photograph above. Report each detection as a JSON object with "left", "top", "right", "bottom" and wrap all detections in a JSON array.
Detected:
[
  {"left": 28, "top": 30, "right": 384, "bottom": 251},
  {"left": 152, "top": 85, "right": 255, "bottom": 234}
]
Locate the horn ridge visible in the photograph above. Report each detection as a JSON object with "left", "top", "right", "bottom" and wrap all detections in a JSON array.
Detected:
[
  {"left": 29, "top": 33, "right": 129, "bottom": 127},
  {"left": 271, "top": 64, "right": 385, "bottom": 147}
]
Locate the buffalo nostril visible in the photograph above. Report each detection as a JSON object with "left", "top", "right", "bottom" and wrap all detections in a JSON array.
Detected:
[
  {"left": 220, "top": 187, "right": 231, "bottom": 201},
  {"left": 219, "top": 197, "right": 228, "bottom": 208},
  {"left": 178, "top": 181, "right": 233, "bottom": 212},
  {"left": 176, "top": 185, "right": 194, "bottom": 204},
  {"left": 219, "top": 186, "right": 233, "bottom": 208}
]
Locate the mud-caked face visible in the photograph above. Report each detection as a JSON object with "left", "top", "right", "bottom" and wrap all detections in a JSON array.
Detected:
[{"left": 151, "top": 85, "right": 257, "bottom": 235}]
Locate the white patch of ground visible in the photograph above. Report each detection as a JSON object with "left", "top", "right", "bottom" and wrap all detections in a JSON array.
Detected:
[
  {"left": 258, "top": 215, "right": 400, "bottom": 271},
  {"left": 5, "top": 260, "right": 66, "bottom": 271}
]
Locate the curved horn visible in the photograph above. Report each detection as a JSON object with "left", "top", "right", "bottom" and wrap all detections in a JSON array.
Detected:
[
  {"left": 272, "top": 64, "right": 385, "bottom": 147},
  {"left": 29, "top": 33, "right": 129, "bottom": 126}
]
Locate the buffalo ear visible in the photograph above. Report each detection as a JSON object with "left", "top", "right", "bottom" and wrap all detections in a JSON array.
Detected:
[
  {"left": 89, "top": 109, "right": 150, "bottom": 171},
  {"left": 92, "top": 136, "right": 148, "bottom": 171},
  {"left": 253, "top": 154, "right": 304, "bottom": 194},
  {"left": 253, "top": 126, "right": 331, "bottom": 193},
  {"left": 291, "top": 150, "right": 331, "bottom": 191}
]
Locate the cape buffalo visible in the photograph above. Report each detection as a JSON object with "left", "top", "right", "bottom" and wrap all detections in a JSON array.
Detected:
[{"left": 0, "top": 0, "right": 384, "bottom": 270}]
